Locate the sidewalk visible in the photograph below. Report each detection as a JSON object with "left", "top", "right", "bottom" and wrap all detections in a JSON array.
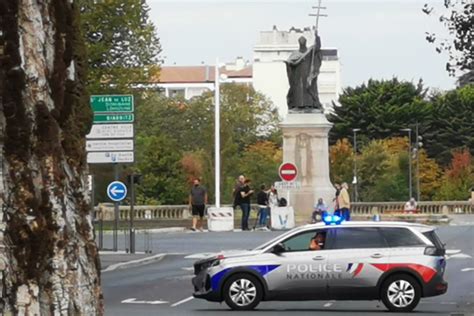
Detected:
[{"left": 100, "top": 251, "right": 167, "bottom": 272}]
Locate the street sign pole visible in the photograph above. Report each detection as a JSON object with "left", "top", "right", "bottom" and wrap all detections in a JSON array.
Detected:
[
  {"left": 113, "top": 164, "right": 119, "bottom": 252},
  {"left": 129, "top": 173, "right": 135, "bottom": 254}
]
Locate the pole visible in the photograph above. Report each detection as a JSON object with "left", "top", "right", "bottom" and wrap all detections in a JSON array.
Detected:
[
  {"left": 309, "top": 0, "right": 322, "bottom": 85},
  {"left": 415, "top": 123, "right": 421, "bottom": 202},
  {"left": 215, "top": 58, "right": 221, "bottom": 208},
  {"left": 91, "top": 174, "right": 102, "bottom": 250},
  {"left": 408, "top": 130, "right": 413, "bottom": 200},
  {"left": 113, "top": 163, "right": 119, "bottom": 252},
  {"left": 353, "top": 130, "right": 359, "bottom": 202},
  {"left": 129, "top": 173, "right": 135, "bottom": 254}
]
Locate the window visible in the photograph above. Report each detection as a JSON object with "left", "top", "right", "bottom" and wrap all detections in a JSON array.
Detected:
[
  {"left": 380, "top": 227, "right": 425, "bottom": 247},
  {"left": 169, "top": 88, "right": 185, "bottom": 98},
  {"left": 330, "top": 228, "right": 387, "bottom": 249},
  {"left": 281, "top": 230, "right": 326, "bottom": 252},
  {"left": 422, "top": 230, "right": 444, "bottom": 249}
]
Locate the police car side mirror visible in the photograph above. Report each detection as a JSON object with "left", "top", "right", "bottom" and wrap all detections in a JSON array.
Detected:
[{"left": 271, "top": 243, "right": 285, "bottom": 254}]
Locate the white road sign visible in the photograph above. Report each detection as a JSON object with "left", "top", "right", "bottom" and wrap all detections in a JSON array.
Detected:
[
  {"left": 86, "top": 124, "right": 134, "bottom": 139},
  {"left": 87, "top": 151, "right": 134, "bottom": 164},
  {"left": 274, "top": 181, "right": 302, "bottom": 190},
  {"left": 86, "top": 139, "right": 134, "bottom": 152}
]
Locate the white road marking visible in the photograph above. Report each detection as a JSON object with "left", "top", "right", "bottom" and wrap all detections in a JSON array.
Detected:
[
  {"left": 447, "top": 253, "right": 472, "bottom": 260},
  {"left": 171, "top": 296, "right": 194, "bottom": 307},
  {"left": 446, "top": 249, "right": 461, "bottom": 255},
  {"left": 181, "top": 267, "right": 194, "bottom": 271},
  {"left": 121, "top": 298, "right": 169, "bottom": 305},
  {"left": 323, "top": 300, "right": 335, "bottom": 308},
  {"left": 461, "top": 268, "right": 474, "bottom": 272}
]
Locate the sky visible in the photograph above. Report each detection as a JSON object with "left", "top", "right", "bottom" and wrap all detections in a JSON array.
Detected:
[{"left": 147, "top": 0, "right": 457, "bottom": 90}]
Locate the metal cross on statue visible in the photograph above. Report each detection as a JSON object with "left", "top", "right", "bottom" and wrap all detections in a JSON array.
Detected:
[{"left": 309, "top": 0, "right": 328, "bottom": 32}]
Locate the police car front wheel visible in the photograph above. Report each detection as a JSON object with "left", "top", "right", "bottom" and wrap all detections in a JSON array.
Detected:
[
  {"left": 381, "top": 274, "right": 421, "bottom": 312},
  {"left": 223, "top": 273, "right": 263, "bottom": 310}
]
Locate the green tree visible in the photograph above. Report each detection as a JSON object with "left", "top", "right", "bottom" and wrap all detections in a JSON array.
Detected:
[
  {"left": 358, "top": 140, "right": 391, "bottom": 201},
  {"left": 357, "top": 138, "right": 412, "bottom": 201},
  {"left": 424, "top": 85, "right": 474, "bottom": 165},
  {"left": 328, "top": 78, "right": 431, "bottom": 145},
  {"left": 79, "top": 0, "right": 161, "bottom": 93},
  {"left": 188, "top": 84, "right": 280, "bottom": 204},
  {"left": 423, "top": 0, "right": 474, "bottom": 85},
  {"left": 134, "top": 134, "right": 187, "bottom": 204},
  {"left": 132, "top": 85, "right": 280, "bottom": 205},
  {"left": 237, "top": 141, "right": 282, "bottom": 193}
]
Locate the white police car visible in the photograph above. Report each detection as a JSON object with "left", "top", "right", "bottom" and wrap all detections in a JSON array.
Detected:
[{"left": 192, "top": 217, "right": 447, "bottom": 312}]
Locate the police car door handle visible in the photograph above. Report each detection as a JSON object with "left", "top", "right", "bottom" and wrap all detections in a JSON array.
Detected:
[
  {"left": 312, "top": 255, "right": 325, "bottom": 261},
  {"left": 371, "top": 253, "right": 384, "bottom": 258}
]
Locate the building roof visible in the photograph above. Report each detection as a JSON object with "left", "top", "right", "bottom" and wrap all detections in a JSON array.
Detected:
[{"left": 155, "top": 65, "right": 253, "bottom": 84}]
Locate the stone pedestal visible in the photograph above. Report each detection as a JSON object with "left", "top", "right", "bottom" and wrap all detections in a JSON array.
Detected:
[{"left": 280, "top": 112, "right": 335, "bottom": 219}]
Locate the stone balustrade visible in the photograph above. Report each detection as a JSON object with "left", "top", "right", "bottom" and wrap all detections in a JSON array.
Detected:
[
  {"left": 351, "top": 201, "right": 473, "bottom": 215},
  {"left": 94, "top": 201, "right": 473, "bottom": 220}
]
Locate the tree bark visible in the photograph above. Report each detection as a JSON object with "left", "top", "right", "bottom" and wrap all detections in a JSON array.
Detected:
[{"left": 0, "top": 0, "right": 103, "bottom": 314}]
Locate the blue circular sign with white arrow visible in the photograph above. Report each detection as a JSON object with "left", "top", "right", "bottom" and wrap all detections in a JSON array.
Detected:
[{"left": 107, "top": 181, "right": 128, "bottom": 202}]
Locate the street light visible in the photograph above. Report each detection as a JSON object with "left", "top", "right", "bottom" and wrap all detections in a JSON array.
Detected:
[
  {"left": 352, "top": 128, "right": 361, "bottom": 202},
  {"left": 400, "top": 128, "right": 413, "bottom": 200},
  {"left": 214, "top": 59, "right": 227, "bottom": 208},
  {"left": 414, "top": 122, "right": 423, "bottom": 202}
]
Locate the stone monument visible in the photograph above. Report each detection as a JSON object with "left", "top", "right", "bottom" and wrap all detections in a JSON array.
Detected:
[{"left": 279, "top": 1, "right": 335, "bottom": 219}]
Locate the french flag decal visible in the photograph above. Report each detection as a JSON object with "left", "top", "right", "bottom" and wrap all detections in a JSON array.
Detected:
[{"left": 347, "top": 263, "right": 364, "bottom": 277}]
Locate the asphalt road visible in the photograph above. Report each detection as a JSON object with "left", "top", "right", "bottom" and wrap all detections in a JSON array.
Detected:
[{"left": 102, "top": 225, "right": 474, "bottom": 316}]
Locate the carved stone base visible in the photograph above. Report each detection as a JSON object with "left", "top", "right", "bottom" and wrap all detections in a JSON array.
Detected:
[{"left": 279, "top": 112, "right": 335, "bottom": 220}]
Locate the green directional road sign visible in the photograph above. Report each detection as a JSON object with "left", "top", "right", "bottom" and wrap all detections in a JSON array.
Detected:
[
  {"left": 93, "top": 114, "right": 134, "bottom": 124},
  {"left": 90, "top": 95, "right": 134, "bottom": 113}
]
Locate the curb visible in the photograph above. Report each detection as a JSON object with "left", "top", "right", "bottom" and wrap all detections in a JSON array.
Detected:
[
  {"left": 102, "top": 253, "right": 167, "bottom": 272},
  {"left": 96, "top": 227, "right": 187, "bottom": 235}
]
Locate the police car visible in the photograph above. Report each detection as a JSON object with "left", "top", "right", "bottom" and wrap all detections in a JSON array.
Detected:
[{"left": 192, "top": 217, "right": 447, "bottom": 312}]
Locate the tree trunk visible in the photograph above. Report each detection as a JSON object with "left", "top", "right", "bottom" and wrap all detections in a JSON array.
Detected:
[{"left": 0, "top": 0, "right": 103, "bottom": 314}]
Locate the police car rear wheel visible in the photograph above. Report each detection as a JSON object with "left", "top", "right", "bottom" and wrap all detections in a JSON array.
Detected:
[
  {"left": 223, "top": 274, "right": 263, "bottom": 310},
  {"left": 381, "top": 274, "right": 421, "bottom": 312}
]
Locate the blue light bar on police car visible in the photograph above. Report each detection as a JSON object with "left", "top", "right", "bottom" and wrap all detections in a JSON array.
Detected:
[{"left": 323, "top": 214, "right": 344, "bottom": 225}]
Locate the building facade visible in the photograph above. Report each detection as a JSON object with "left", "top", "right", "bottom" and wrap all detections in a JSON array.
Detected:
[{"left": 155, "top": 57, "right": 252, "bottom": 100}]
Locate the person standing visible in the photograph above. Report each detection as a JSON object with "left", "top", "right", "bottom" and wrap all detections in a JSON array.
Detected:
[
  {"left": 189, "top": 178, "right": 208, "bottom": 231},
  {"left": 256, "top": 184, "right": 269, "bottom": 229},
  {"left": 333, "top": 183, "right": 341, "bottom": 215},
  {"left": 338, "top": 182, "right": 351, "bottom": 221},
  {"left": 232, "top": 175, "right": 245, "bottom": 210},
  {"left": 267, "top": 185, "right": 279, "bottom": 229},
  {"left": 239, "top": 179, "right": 254, "bottom": 231}
]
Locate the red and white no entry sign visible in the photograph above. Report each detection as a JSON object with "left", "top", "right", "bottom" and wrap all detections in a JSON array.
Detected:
[{"left": 279, "top": 162, "right": 298, "bottom": 182}]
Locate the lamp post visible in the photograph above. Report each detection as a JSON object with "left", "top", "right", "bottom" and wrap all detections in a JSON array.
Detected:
[
  {"left": 214, "top": 59, "right": 221, "bottom": 208},
  {"left": 415, "top": 122, "right": 422, "bottom": 202},
  {"left": 352, "top": 128, "right": 361, "bottom": 202},
  {"left": 214, "top": 59, "right": 228, "bottom": 208},
  {"left": 400, "top": 128, "right": 413, "bottom": 199}
]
